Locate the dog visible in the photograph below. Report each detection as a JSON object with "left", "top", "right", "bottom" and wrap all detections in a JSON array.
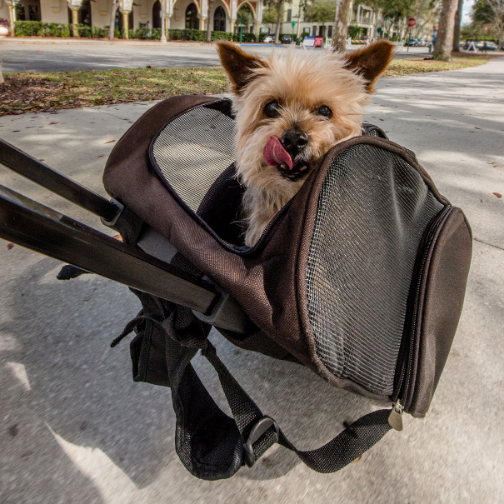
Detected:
[{"left": 217, "top": 41, "right": 395, "bottom": 247}]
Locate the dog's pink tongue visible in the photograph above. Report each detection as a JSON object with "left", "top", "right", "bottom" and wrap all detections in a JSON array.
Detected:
[{"left": 263, "top": 136, "right": 293, "bottom": 170}]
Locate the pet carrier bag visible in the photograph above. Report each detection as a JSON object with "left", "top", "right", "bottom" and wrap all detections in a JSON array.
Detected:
[{"left": 0, "top": 94, "right": 472, "bottom": 481}]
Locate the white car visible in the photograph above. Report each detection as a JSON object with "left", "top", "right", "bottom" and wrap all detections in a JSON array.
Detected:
[{"left": 263, "top": 35, "right": 275, "bottom": 43}]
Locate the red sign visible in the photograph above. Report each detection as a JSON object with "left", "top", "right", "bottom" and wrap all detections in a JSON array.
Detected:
[
  {"left": 407, "top": 18, "right": 416, "bottom": 28},
  {"left": 314, "top": 36, "right": 323, "bottom": 47},
  {"left": 484, "top": 25, "right": 488, "bottom": 33}
]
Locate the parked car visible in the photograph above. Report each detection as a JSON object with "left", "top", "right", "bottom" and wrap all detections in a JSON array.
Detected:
[
  {"left": 416, "top": 39, "right": 427, "bottom": 47},
  {"left": 479, "top": 41, "right": 497, "bottom": 51},
  {"left": 263, "top": 35, "right": 274, "bottom": 43},
  {"left": 464, "top": 40, "right": 498, "bottom": 51},
  {"left": 404, "top": 38, "right": 422, "bottom": 47},
  {"left": 280, "top": 35, "right": 292, "bottom": 44}
]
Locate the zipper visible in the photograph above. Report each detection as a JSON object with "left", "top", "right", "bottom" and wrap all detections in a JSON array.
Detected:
[
  {"left": 388, "top": 399, "right": 404, "bottom": 431},
  {"left": 392, "top": 205, "right": 453, "bottom": 411}
]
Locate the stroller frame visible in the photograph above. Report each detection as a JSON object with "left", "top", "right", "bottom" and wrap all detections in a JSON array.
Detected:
[{"left": 0, "top": 138, "right": 252, "bottom": 334}]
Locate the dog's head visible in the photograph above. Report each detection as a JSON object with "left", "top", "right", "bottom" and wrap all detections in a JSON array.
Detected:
[{"left": 217, "top": 41, "right": 394, "bottom": 191}]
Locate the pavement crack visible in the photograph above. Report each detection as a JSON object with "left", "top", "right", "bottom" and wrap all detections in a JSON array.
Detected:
[{"left": 473, "top": 237, "right": 504, "bottom": 251}]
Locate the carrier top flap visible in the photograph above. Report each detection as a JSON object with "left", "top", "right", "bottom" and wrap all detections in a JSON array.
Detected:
[{"left": 103, "top": 96, "right": 471, "bottom": 409}]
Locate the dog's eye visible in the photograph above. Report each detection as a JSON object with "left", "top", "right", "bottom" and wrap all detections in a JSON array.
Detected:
[
  {"left": 317, "top": 105, "right": 333, "bottom": 118},
  {"left": 264, "top": 101, "right": 280, "bottom": 118}
]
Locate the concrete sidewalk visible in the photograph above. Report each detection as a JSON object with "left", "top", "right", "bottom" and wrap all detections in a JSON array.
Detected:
[{"left": 0, "top": 59, "right": 503, "bottom": 504}]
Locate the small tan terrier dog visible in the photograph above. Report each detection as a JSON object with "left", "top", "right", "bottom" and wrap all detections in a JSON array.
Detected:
[{"left": 217, "top": 41, "right": 394, "bottom": 247}]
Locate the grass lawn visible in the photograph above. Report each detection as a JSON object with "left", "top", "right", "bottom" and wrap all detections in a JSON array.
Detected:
[{"left": 0, "top": 55, "right": 496, "bottom": 116}]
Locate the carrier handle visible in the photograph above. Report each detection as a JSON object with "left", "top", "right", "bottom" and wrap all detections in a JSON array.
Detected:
[
  {"left": 0, "top": 185, "right": 217, "bottom": 317},
  {"left": 0, "top": 138, "right": 120, "bottom": 222}
]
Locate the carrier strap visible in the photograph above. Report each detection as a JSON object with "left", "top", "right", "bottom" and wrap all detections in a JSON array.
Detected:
[
  {"left": 200, "top": 341, "right": 392, "bottom": 474},
  {"left": 121, "top": 294, "right": 392, "bottom": 479}
]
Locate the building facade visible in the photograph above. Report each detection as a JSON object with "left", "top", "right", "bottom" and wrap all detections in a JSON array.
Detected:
[
  {"left": 0, "top": 0, "right": 264, "bottom": 36},
  {"left": 265, "top": 0, "right": 378, "bottom": 40},
  {"left": 0, "top": 0, "right": 429, "bottom": 41}
]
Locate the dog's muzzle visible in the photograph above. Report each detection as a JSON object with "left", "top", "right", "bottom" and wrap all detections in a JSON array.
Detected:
[{"left": 277, "top": 159, "right": 311, "bottom": 181}]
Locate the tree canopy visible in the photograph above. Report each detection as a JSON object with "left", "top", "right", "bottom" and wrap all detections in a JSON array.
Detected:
[{"left": 304, "top": 0, "right": 336, "bottom": 24}]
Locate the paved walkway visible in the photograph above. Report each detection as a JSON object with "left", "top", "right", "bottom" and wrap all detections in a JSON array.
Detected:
[{"left": 0, "top": 58, "right": 503, "bottom": 504}]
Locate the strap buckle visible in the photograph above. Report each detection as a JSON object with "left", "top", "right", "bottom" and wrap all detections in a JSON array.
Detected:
[{"left": 243, "top": 416, "right": 279, "bottom": 468}]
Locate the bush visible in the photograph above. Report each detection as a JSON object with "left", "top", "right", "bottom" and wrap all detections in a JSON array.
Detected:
[
  {"left": 77, "top": 24, "right": 92, "bottom": 38},
  {"left": 167, "top": 28, "right": 206, "bottom": 41},
  {"left": 60, "top": 24, "right": 71, "bottom": 37},
  {"left": 129, "top": 27, "right": 151, "bottom": 39},
  {"left": 211, "top": 31, "right": 232, "bottom": 41},
  {"left": 348, "top": 25, "right": 363, "bottom": 40},
  {"left": 92, "top": 26, "right": 107, "bottom": 38},
  {"left": 15, "top": 21, "right": 73, "bottom": 37},
  {"left": 166, "top": 28, "right": 231, "bottom": 41},
  {"left": 15, "top": 21, "right": 43, "bottom": 36},
  {"left": 232, "top": 32, "right": 256, "bottom": 42}
]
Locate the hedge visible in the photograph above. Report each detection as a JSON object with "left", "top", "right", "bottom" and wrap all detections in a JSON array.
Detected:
[{"left": 12, "top": 21, "right": 261, "bottom": 42}]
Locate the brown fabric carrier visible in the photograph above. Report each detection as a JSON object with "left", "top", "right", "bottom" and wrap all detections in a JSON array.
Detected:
[{"left": 103, "top": 95, "right": 472, "bottom": 479}]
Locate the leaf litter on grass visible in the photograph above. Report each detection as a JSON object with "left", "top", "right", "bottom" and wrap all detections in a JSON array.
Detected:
[
  {"left": 0, "top": 66, "right": 228, "bottom": 116},
  {"left": 0, "top": 56, "right": 494, "bottom": 116}
]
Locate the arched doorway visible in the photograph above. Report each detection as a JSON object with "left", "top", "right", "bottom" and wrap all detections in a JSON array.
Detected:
[
  {"left": 185, "top": 3, "right": 198, "bottom": 30},
  {"left": 236, "top": 4, "right": 253, "bottom": 33},
  {"left": 80, "top": 0, "right": 92, "bottom": 26},
  {"left": 15, "top": 0, "right": 41, "bottom": 21},
  {"left": 153, "top": 0, "right": 162, "bottom": 29},
  {"left": 213, "top": 6, "right": 226, "bottom": 32}
]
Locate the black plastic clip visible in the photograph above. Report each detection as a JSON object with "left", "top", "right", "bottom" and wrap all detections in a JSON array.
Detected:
[
  {"left": 100, "top": 198, "right": 125, "bottom": 228},
  {"left": 243, "top": 416, "right": 279, "bottom": 468}
]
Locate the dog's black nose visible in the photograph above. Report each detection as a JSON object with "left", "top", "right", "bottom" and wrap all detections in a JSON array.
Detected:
[{"left": 281, "top": 131, "right": 309, "bottom": 156}]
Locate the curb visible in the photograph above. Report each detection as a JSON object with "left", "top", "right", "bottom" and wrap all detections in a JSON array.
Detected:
[{"left": 0, "top": 37, "right": 243, "bottom": 48}]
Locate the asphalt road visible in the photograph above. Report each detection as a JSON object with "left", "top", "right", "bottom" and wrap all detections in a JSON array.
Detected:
[
  {"left": 0, "top": 58, "right": 503, "bottom": 503},
  {"left": 0, "top": 40, "right": 430, "bottom": 73}
]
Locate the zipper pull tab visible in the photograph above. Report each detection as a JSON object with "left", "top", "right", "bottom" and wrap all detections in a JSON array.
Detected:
[{"left": 388, "top": 400, "right": 404, "bottom": 431}]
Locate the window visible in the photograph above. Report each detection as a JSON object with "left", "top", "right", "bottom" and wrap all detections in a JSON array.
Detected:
[
  {"left": 312, "top": 25, "right": 317, "bottom": 35},
  {"left": 287, "top": 9, "right": 292, "bottom": 22},
  {"left": 352, "top": 6, "right": 358, "bottom": 23},
  {"left": 214, "top": 6, "right": 226, "bottom": 32},
  {"left": 328, "top": 25, "right": 332, "bottom": 38}
]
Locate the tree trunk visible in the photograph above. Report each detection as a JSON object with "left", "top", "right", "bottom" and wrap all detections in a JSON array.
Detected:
[
  {"left": 432, "top": 0, "right": 458, "bottom": 60},
  {"left": 331, "top": 0, "right": 352, "bottom": 52},
  {"left": 109, "top": 0, "right": 119, "bottom": 41},
  {"left": 206, "top": 0, "right": 212, "bottom": 42},
  {"left": 452, "top": 0, "right": 463, "bottom": 52},
  {"left": 274, "top": 0, "right": 283, "bottom": 43}
]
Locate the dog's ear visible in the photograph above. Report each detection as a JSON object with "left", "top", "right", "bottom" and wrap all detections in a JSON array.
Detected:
[
  {"left": 343, "top": 41, "right": 395, "bottom": 93},
  {"left": 217, "top": 42, "right": 265, "bottom": 94}
]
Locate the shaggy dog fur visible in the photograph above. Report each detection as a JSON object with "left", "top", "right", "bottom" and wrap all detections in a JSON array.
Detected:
[{"left": 218, "top": 41, "right": 395, "bottom": 246}]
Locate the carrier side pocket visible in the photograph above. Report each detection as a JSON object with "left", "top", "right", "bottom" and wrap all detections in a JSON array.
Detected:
[{"left": 405, "top": 207, "right": 472, "bottom": 417}]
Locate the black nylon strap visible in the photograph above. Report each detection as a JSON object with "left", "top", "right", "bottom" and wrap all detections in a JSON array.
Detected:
[
  {"left": 117, "top": 296, "right": 392, "bottom": 479},
  {"left": 200, "top": 342, "right": 392, "bottom": 472}
]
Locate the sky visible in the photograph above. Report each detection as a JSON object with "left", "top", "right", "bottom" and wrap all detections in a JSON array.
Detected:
[{"left": 462, "top": 0, "right": 475, "bottom": 25}]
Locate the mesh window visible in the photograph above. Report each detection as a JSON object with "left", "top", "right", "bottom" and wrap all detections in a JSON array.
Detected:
[
  {"left": 150, "top": 103, "right": 235, "bottom": 212},
  {"left": 306, "top": 144, "right": 444, "bottom": 396}
]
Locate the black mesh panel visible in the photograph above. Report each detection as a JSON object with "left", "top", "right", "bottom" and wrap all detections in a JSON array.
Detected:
[
  {"left": 151, "top": 104, "right": 235, "bottom": 211},
  {"left": 306, "top": 144, "right": 444, "bottom": 396}
]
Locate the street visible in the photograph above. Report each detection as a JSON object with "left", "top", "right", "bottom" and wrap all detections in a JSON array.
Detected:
[
  {"left": 0, "top": 40, "right": 430, "bottom": 73},
  {"left": 0, "top": 54, "right": 503, "bottom": 503}
]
